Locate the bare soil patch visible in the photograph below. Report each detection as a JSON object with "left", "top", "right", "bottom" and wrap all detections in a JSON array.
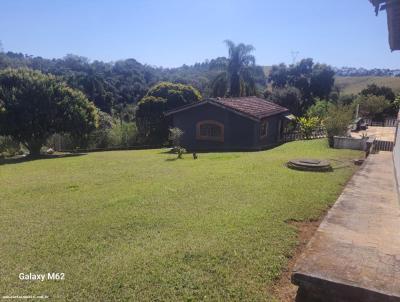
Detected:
[{"left": 271, "top": 214, "right": 327, "bottom": 302}]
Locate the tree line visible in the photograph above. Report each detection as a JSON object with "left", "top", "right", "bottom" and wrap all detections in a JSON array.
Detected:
[{"left": 0, "top": 41, "right": 398, "bottom": 157}]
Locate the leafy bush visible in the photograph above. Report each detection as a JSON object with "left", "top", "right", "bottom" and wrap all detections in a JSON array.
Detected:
[
  {"left": 306, "top": 99, "right": 329, "bottom": 120},
  {"left": 325, "top": 104, "right": 353, "bottom": 147},
  {"left": 168, "top": 127, "right": 186, "bottom": 159},
  {"left": 47, "top": 113, "right": 138, "bottom": 150},
  {"left": 107, "top": 122, "right": 138, "bottom": 147},
  {"left": 0, "top": 136, "right": 21, "bottom": 157},
  {"left": 297, "top": 117, "right": 320, "bottom": 139},
  {"left": 169, "top": 127, "right": 184, "bottom": 147},
  {"left": 360, "top": 84, "right": 397, "bottom": 116},
  {"left": 267, "top": 86, "right": 303, "bottom": 116},
  {"left": 355, "top": 94, "right": 390, "bottom": 119}
]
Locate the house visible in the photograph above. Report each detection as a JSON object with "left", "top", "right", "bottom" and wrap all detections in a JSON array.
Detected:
[{"left": 165, "top": 96, "right": 292, "bottom": 151}]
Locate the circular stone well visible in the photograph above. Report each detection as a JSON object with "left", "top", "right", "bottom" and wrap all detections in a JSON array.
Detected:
[{"left": 287, "top": 159, "right": 332, "bottom": 172}]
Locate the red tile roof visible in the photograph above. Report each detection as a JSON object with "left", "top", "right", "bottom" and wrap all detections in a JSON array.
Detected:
[
  {"left": 165, "top": 96, "right": 289, "bottom": 120},
  {"left": 213, "top": 97, "right": 289, "bottom": 119}
]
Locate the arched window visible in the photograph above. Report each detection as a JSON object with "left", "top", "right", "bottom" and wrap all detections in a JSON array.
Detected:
[{"left": 196, "top": 120, "right": 224, "bottom": 142}]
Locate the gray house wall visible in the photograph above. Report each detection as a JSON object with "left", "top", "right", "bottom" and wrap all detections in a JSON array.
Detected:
[
  {"left": 171, "top": 103, "right": 283, "bottom": 151},
  {"left": 258, "top": 115, "right": 282, "bottom": 148}
]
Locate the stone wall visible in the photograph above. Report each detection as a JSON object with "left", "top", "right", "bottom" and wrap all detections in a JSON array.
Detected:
[{"left": 333, "top": 136, "right": 367, "bottom": 151}]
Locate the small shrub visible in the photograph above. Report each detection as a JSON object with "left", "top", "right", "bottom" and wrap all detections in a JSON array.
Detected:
[
  {"left": 0, "top": 136, "right": 21, "bottom": 157},
  {"left": 325, "top": 104, "right": 353, "bottom": 147},
  {"left": 297, "top": 117, "right": 320, "bottom": 139},
  {"left": 306, "top": 99, "right": 329, "bottom": 120},
  {"left": 169, "top": 127, "right": 184, "bottom": 148},
  {"left": 169, "top": 128, "right": 185, "bottom": 159}
]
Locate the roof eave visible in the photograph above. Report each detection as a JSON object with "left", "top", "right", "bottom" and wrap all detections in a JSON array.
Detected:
[{"left": 165, "top": 99, "right": 261, "bottom": 122}]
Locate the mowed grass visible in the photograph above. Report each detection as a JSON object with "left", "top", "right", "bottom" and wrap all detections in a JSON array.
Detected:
[{"left": 0, "top": 140, "right": 362, "bottom": 301}]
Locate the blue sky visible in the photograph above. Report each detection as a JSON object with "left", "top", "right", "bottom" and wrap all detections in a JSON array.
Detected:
[{"left": 0, "top": 0, "right": 399, "bottom": 68}]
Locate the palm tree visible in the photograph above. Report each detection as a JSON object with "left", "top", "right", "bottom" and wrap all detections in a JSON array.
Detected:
[{"left": 211, "top": 40, "right": 257, "bottom": 97}]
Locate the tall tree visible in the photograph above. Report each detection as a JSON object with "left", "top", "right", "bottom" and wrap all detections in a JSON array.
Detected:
[
  {"left": 268, "top": 58, "right": 335, "bottom": 115},
  {"left": 0, "top": 68, "right": 98, "bottom": 156},
  {"left": 136, "top": 82, "right": 201, "bottom": 143},
  {"left": 211, "top": 41, "right": 260, "bottom": 97},
  {"left": 225, "top": 40, "right": 255, "bottom": 97}
]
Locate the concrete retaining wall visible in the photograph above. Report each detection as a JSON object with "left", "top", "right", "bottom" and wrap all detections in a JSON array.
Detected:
[{"left": 333, "top": 136, "right": 367, "bottom": 151}]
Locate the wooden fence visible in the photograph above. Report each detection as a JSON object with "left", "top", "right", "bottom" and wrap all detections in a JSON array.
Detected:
[
  {"left": 364, "top": 118, "right": 397, "bottom": 127},
  {"left": 281, "top": 127, "right": 326, "bottom": 142}
]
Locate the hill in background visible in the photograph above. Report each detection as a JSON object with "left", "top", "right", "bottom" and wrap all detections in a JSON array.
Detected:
[
  {"left": 335, "top": 76, "right": 400, "bottom": 95},
  {"left": 263, "top": 66, "right": 400, "bottom": 96}
]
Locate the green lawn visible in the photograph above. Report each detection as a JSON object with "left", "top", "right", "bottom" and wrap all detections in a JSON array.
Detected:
[{"left": 0, "top": 140, "right": 361, "bottom": 301}]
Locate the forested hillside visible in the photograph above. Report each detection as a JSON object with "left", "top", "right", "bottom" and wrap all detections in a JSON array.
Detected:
[
  {"left": 2, "top": 51, "right": 400, "bottom": 114},
  {"left": 0, "top": 52, "right": 266, "bottom": 113},
  {"left": 1, "top": 49, "right": 399, "bottom": 154}
]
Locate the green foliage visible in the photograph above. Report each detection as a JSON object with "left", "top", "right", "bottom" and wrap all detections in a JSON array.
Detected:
[
  {"left": 267, "top": 86, "right": 303, "bottom": 116},
  {"left": 0, "top": 136, "right": 21, "bottom": 157},
  {"left": 211, "top": 41, "right": 264, "bottom": 97},
  {"left": 394, "top": 95, "right": 400, "bottom": 110},
  {"left": 0, "top": 68, "right": 99, "bottom": 155},
  {"left": 297, "top": 116, "right": 320, "bottom": 139},
  {"left": 0, "top": 50, "right": 265, "bottom": 113},
  {"left": 47, "top": 112, "right": 138, "bottom": 151},
  {"left": 169, "top": 127, "right": 186, "bottom": 159},
  {"left": 306, "top": 99, "right": 329, "bottom": 120},
  {"left": 360, "top": 84, "right": 396, "bottom": 116},
  {"left": 310, "top": 63, "right": 335, "bottom": 99},
  {"left": 337, "top": 94, "right": 357, "bottom": 106},
  {"left": 360, "top": 83, "right": 395, "bottom": 101},
  {"left": 211, "top": 72, "right": 228, "bottom": 97},
  {"left": 0, "top": 52, "right": 159, "bottom": 113},
  {"left": 136, "top": 82, "right": 201, "bottom": 143},
  {"left": 355, "top": 94, "right": 390, "bottom": 118},
  {"left": 325, "top": 104, "right": 353, "bottom": 147},
  {"left": 144, "top": 82, "right": 202, "bottom": 109},
  {"left": 169, "top": 127, "right": 184, "bottom": 147},
  {"left": 89, "top": 116, "right": 138, "bottom": 149},
  {"left": 268, "top": 59, "right": 335, "bottom": 115}
]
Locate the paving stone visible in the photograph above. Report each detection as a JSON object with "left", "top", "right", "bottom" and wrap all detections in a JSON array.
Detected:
[{"left": 292, "top": 152, "right": 400, "bottom": 302}]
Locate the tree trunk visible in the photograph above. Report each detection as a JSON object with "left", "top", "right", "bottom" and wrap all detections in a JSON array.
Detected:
[
  {"left": 26, "top": 140, "right": 44, "bottom": 157},
  {"left": 230, "top": 73, "right": 241, "bottom": 97}
]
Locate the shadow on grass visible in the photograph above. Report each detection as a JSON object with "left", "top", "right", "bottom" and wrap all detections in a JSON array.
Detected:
[{"left": 0, "top": 153, "right": 87, "bottom": 166}]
